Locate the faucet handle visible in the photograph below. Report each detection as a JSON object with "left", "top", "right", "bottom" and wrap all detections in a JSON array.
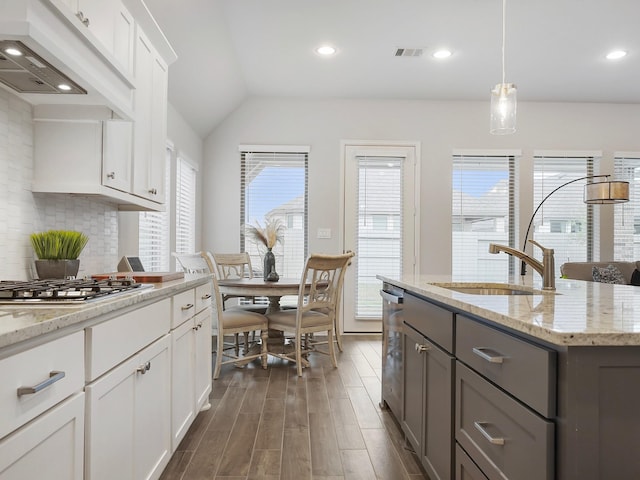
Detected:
[{"left": 528, "top": 239, "right": 554, "bottom": 254}]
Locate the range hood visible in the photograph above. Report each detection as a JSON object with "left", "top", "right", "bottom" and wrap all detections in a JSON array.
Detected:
[{"left": 0, "top": 40, "right": 86, "bottom": 95}]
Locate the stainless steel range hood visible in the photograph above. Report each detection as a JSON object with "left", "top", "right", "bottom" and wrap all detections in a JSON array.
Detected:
[{"left": 0, "top": 40, "right": 86, "bottom": 95}]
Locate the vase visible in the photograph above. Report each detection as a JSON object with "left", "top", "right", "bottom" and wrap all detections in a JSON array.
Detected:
[
  {"left": 35, "top": 259, "right": 80, "bottom": 279},
  {"left": 263, "top": 248, "right": 276, "bottom": 282}
]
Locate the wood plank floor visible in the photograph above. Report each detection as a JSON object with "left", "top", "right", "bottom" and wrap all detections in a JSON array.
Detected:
[{"left": 160, "top": 335, "right": 428, "bottom": 480}]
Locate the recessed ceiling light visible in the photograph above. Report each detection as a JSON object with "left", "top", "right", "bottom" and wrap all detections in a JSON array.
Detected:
[
  {"left": 4, "top": 47, "right": 22, "bottom": 56},
  {"left": 316, "top": 45, "right": 336, "bottom": 56},
  {"left": 57, "top": 84, "right": 72, "bottom": 91},
  {"left": 433, "top": 49, "right": 452, "bottom": 59},
  {"left": 606, "top": 50, "right": 627, "bottom": 60}
]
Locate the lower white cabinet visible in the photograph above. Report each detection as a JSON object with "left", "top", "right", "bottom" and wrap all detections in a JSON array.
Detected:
[
  {"left": 170, "top": 294, "right": 212, "bottom": 451},
  {"left": 0, "top": 392, "right": 85, "bottom": 479},
  {"left": 85, "top": 334, "right": 171, "bottom": 480}
]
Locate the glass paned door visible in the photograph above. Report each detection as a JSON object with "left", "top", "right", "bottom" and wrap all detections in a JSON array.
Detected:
[{"left": 343, "top": 144, "right": 418, "bottom": 333}]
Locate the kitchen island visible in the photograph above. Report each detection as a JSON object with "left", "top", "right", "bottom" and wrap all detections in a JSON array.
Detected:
[
  {"left": 0, "top": 274, "right": 213, "bottom": 480},
  {"left": 378, "top": 273, "right": 640, "bottom": 480}
]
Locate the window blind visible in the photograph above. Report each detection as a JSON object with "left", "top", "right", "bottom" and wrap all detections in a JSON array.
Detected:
[
  {"left": 614, "top": 155, "right": 640, "bottom": 260},
  {"left": 175, "top": 156, "right": 197, "bottom": 262},
  {"left": 240, "top": 150, "right": 308, "bottom": 280},
  {"left": 355, "top": 156, "right": 403, "bottom": 317},
  {"left": 138, "top": 147, "right": 171, "bottom": 272},
  {"left": 452, "top": 155, "right": 516, "bottom": 280},
  {"left": 533, "top": 155, "right": 598, "bottom": 273}
]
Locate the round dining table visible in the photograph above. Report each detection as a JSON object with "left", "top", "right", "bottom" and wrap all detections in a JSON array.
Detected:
[{"left": 217, "top": 277, "right": 304, "bottom": 314}]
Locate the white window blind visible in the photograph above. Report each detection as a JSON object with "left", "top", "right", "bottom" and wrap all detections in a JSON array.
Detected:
[
  {"left": 138, "top": 147, "right": 171, "bottom": 272},
  {"left": 175, "top": 156, "right": 197, "bottom": 260},
  {"left": 356, "top": 156, "right": 402, "bottom": 317},
  {"left": 452, "top": 155, "right": 516, "bottom": 280},
  {"left": 240, "top": 150, "right": 308, "bottom": 280},
  {"left": 533, "top": 155, "right": 598, "bottom": 274},
  {"left": 614, "top": 155, "right": 640, "bottom": 260}
]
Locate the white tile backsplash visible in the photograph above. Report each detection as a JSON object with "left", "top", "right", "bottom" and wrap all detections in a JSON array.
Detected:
[{"left": 0, "top": 89, "right": 119, "bottom": 280}]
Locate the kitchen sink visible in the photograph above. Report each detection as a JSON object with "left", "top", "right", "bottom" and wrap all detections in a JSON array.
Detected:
[{"left": 431, "top": 282, "right": 545, "bottom": 295}]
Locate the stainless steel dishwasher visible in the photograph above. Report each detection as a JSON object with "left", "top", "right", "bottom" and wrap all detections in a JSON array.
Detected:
[{"left": 380, "top": 282, "right": 404, "bottom": 421}]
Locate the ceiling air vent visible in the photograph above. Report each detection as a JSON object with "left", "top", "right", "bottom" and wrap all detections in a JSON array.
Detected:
[{"left": 394, "top": 47, "right": 424, "bottom": 57}]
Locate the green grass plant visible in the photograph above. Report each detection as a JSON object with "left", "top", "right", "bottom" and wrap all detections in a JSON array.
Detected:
[{"left": 30, "top": 230, "right": 89, "bottom": 260}]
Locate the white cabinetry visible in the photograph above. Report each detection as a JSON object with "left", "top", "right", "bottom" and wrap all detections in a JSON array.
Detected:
[
  {"left": 170, "top": 284, "right": 212, "bottom": 451},
  {"left": 85, "top": 299, "right": 172, "bottom": 480},
  {"left": 132, "top": 27, "right": 168, "bottom": 204},
  {"left": 52, "top": 0, "right": 135, "bottom": 77},
  {"left": 0, "top": 330, "right": 85, "bottom": 480}
]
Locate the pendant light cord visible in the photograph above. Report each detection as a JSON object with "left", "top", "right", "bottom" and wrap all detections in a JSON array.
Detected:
[{"left": 501, "top": 0, "right": 506, "bottom": 86}]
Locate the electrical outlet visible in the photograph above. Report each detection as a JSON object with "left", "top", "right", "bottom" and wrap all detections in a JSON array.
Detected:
[{"left": 317, "top": 228, "right": 332, "bottom": 239}]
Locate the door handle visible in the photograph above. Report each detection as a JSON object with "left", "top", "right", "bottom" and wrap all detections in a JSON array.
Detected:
[
  {"left": 472, "top": 347, "right": 505, "bottom": 364},
  {"left": 474, "top": 421, "right": 505, "bottom": 446},
  {"left": 17, "top": 371, "right": 65, "bottom": 396}
]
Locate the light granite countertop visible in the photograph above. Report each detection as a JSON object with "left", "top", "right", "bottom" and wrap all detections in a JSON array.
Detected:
[
  {"left": 0, "top": 274, "right": 212, "bottom": 351},
  {"left": 378, "top": 273, "right": 640, "bottom": 347}
]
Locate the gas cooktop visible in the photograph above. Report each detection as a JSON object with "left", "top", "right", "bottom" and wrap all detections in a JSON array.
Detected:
[{"left": 0, "top": 278, "right": 152, "bottom": 304}]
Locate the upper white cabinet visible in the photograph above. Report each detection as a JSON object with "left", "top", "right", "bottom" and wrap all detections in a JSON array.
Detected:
[
  {"left": 132, "top": 28, "right": 168, "bottom": 204},
  {"left": 54, "top": 0, "right": 135, "bottom": 77}
]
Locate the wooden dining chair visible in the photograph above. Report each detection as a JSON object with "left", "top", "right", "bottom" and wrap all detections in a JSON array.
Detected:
[{"left": 265, "top": 251, "right": 355, "bottom": 376}]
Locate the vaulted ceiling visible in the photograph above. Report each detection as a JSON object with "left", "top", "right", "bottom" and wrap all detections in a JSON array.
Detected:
[{"left": 145, "top": 0, "right": 640, "bottom": 139}]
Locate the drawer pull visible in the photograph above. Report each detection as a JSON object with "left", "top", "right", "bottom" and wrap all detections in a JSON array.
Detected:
[
  {"left": 17, "top": 371, "right": 65, "bottom": 397},
  {"left": 472, "top": 347, "right": 505, "bottom": 364},
  {"left": 201, "top": 293, "right": 212, "bottom": 300},
  {"left": 181, "top": 303, "right": 194, "bottom": 311},
  {"left": 136, "top": 362, "right": 151, "bottom": 374},
  {"left": 193, "top": 322, "right": 203, "bottom": 331},
  {"left": 474, "top": 421, "right": 505, "bottom": 446},
  {"left": 415, "top": 343, "right": 430, "bottom": 354}
]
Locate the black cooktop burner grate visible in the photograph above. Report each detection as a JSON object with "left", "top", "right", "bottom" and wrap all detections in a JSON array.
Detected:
[{"left": 0, "top": 278, "right": 144, "bottom": 302}]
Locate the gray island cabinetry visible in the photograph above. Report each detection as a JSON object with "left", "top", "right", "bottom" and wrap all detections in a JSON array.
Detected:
[{"left": 379, "top": 274, "right": 640, "bottom": 480}]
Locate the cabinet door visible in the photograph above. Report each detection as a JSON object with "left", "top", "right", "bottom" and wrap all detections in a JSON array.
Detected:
[
  {"left": 134, "top": 335, "right": 172, "bottom": 480},
  {"left": 85, "top": 335, "right": 171, "bottom": 480},
  {"left": 171, "top": 319, "right": 196, "bottom": 451},
  {"left": 149, "top": 54, "right": 168, "bottom": 204},
  {"left": 102, "top": 120, "right": 133, "bottom": 193},
  {"left": 112, "top": 2, "right": 134, "bottom": 75},
  {"left": 402, "top": 325, "right": 424, "bottom": 453},
  {"left": 0, "top": 393, "right": 84, "bottom": 480},
  {"left": 77, "top": 0, "right": 116, "bottom": 53},
  {"left": 194, "top": 309, "right": 212, "bottom": 411}
]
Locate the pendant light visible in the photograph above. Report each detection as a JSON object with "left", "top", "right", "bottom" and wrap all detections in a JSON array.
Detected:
[{"left": 490, "top": 0, "right": 517, "bottom": 135}]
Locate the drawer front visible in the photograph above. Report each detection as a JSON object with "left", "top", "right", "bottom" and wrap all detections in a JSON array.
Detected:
[
  {"left": 195, "top": 281, "right": 213, "bottom": 314},
  {"left": 456, "top": 315, "right": 556, "bottom": 417},
  {"left": 456, "top": 444, "right": 489, "bottom": 480},
  {"left": 0, "top": 330, "right": 84, "bottom": 438},
  {"left": 456, "top": 362, "right": 554, "bottom": 480},
  {"left": 86, "top": 298, "right": 171, "bottom": 381},
  {"left": 172, "top": 289, "right": 196, "bottom": 329},
  {"left": 404, "top": 292, "right": 454, "bottom": 353}
]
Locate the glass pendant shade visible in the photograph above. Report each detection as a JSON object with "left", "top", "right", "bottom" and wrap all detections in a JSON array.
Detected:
[
  {"left": 490, "top": 83, "right": 517, "bottom": 135},
  {"left": 584, "top": 181, "right": 630, "bottom": 204}
]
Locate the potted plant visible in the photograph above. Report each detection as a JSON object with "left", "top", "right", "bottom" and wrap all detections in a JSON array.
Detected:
[
  {"left": 245, "top": 218, "right": 284, "bottom": 281},
  {"left": 30, "top": 229, "right": 89, "bottom": 279}
]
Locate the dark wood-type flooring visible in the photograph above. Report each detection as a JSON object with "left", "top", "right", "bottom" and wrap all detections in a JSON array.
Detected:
[{"left": 160, "top": 335, "right": 427, "bottom": 480}]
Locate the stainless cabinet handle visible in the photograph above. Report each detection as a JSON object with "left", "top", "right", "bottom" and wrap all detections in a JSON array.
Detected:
[
  {"left": 474, "top": 421, "right": 505, "bottom": 445},
  {"left": 472, "top": 347, "right": 505, "bottom": 364},
  {"left": 75, "top": 11, "right": 90, "bottom": 26},
  {"left": 181, "top": 303, "right": 194, "bottom": 311},
  {"left": 106, "top": 171, "right": 115, "bottom": 179},
  {"left": 415, "top": 343, "right": 430, "bottom": 354},
  {"left": 17, "top": 371, "right": 65, "bottom": 396},
  {"left": 136, "top": 361, "right": 151, "bottom": 374},
  {"left": 148, "top": 188, "right": 157, "bottom": 195},
  {"left": 201, "top": 293, "right": 212, "bottom": 300}
]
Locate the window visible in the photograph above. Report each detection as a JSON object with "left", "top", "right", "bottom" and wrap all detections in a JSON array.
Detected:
[
  {"left": 452, "top": 154, "right": 517, "bottom": 280},
  {"left": 240, "top": 148, "right": 308, "bottom": 279},
  {"left": 532, "top": 154, "right": 600, "bottom": 274},
  {"left": 138, "top": 147, "right": 171, "bottom": 272},
  {"left": 614, "top": 155, "right": 640, "bottom": 260},
  {"left": 175, "top": 156, "right": 197, "bottom": 259}
]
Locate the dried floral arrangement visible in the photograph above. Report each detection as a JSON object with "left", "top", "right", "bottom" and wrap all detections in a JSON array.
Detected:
[{"left": 245, "top": 218, "right": 284, "bottom": 249}]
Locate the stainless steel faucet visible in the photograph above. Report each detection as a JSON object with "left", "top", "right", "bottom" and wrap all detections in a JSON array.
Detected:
[{"left": 488, "top": 240, "right": 556, "bottom": 290}]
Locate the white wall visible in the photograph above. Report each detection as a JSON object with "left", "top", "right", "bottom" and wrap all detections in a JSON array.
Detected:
[{"left": 203, "top": 97, "right": 640, "bottom": 275}]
